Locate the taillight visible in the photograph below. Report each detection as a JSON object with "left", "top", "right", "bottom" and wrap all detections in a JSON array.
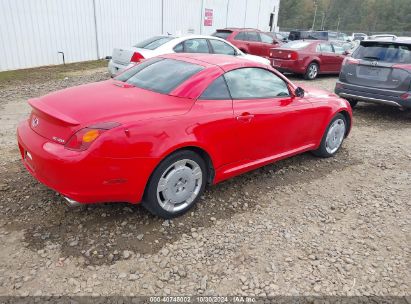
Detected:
[
  {"left": 130, "top": 52, "right": 144, "bottom": 63},
  {"left": 344, "top": 57, "right": 359, "bottom": 65},
  {"left": 287, "top": 52, "right": 298, "bottom": 60},
  {"left": 65, "top": 122, "right": 120, "bottom": 151},
  {"left": 270, "top": 51, "right": 273, "bottom": 57},
  {"left": 400, "top": 93, "right": 410, "bottom": 100}
]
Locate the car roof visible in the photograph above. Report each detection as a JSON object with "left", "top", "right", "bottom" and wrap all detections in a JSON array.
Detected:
[
  {"left": 362, "top": 38, "right": 411, "bottom": 44},
  {"left": 217, "top": 28, "right": 260, "bottom": 32}
]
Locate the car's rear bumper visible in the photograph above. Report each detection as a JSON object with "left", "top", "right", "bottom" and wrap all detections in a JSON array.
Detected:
[
  {"left": 17, "top": 120, "right": 158, "bottom": 204},
  {"left": 335, "top": 81, "right": 411, "bottom": 109},
  {"left": 270, "top": 58, "right": 306, "bottom": 74}
]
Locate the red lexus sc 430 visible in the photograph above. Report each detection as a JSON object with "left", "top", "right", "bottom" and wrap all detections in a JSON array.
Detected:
[{"left": 17, "top": 54, "right": 352, "bottom": 218}]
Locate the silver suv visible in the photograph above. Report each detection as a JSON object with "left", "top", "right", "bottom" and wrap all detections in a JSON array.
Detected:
[{"left": 335, "top": 39, "right": 411, "bottom": 109}]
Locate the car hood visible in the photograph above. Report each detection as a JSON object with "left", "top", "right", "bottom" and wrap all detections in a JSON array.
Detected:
[
  {"left": 30, "top": 80, "right": 194, "bottom": 126},
  {"left": 299, "top": 85, "right": 339, "bottom": 98}
]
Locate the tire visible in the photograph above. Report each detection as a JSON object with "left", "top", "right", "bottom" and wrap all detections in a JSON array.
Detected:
[
  {"left": 142, "top": 150, "right": 207, "bottom": 219},
  {"left": 312, "top": 114, "right": 347, "bottom": 158},
  {"left": 348, "top": 99, "right": 358, "bottom": 108},
  {"left": 304, "top": 62, "right": 319, "bottom": 80}
]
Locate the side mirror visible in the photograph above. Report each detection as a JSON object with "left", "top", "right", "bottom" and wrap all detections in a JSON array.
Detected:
[
  {"left": 295, "top": 87, "right": 305, "bottom": 98},
  {"left": 343, "top": 50, "right": 350, "bottom": 55}
]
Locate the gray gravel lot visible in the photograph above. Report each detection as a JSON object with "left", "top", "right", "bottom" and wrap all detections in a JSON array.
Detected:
[{"left": 0, "top": 62, "right": 410, "bottom": 297}]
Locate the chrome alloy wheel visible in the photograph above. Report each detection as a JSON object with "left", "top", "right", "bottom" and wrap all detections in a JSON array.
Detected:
[
  {"left": 325, "top": 118, "right": 346, "bottom": 154},
  {"left": 308, "top": 64, "right": 318, "bottom": 79},
  {"left": 156, "top": 159, "right": 203, "bottom": 213}
]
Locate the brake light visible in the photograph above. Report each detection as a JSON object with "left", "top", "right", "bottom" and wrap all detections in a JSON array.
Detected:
[
  {"left": 130, "top": 52, "right": 144, "bottom": 63},
  {"left": 400, "top": 93, "right": 410, "bottom": 100},
  {"left": 65, "top": 122, "right": 120, "bottom": 151},
  {"left": 287, "top": 52, "right": 298, "bottom": 60},
  {"left": 344, "top": 57, "right": 360, "bottom": 65}
]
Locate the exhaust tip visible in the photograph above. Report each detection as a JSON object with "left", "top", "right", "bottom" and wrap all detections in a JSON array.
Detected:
[{"left": 64, "top": 196, "right": 82, "bottom": 208}]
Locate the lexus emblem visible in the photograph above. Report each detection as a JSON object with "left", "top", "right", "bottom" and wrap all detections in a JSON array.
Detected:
[
  {"left": 371, "top": 60, "right": 379, "bottom": 66},
  {"left": 31, "top": 116, "right": 39, "bottom": 128}
]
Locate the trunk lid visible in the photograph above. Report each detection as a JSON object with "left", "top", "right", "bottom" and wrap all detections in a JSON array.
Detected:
[
  {"left": 28, "top": 80, "right": 194, "bottom": 144},
  {"left": 342, "top": 60, "right": 411, "bottom": 91},
  {"left": 111, "top": 47, "right": 153, "bottom": 65},
  {"left": 270, "top": 48, "right": 296, "bottom": 59}
]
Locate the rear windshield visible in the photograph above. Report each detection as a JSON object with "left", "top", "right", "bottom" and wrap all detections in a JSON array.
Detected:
[
  {"left": 115, "top": 58, "right": 204, "bottom": 94},
  {"left": 354, "top": 42, "right": 411, "bottom": 63},
  {"left": 282, "top": 41, "right": 311, "bottom": 49},
  {"left": 134, "top": 36, "right": 173, "bottom": 50},
  {"left": 212, "top": 31, "right": 232, "bottom": 39}
]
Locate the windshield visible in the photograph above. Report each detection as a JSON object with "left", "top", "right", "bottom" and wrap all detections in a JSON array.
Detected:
[
  {"left": 354, "top": 42, "right": 411, "bottom": 63},
  {"left": 115, "top": 58, "right": 204, "bottom": 94},
  {"left": 134, "top": 36, "right": 173, "bottom": 50},
  {"left": 281, "top": 41, "right": 311, "bottom": 49},
  {"left": 212, "top": 31, "right": 232, "bottom": 39}
]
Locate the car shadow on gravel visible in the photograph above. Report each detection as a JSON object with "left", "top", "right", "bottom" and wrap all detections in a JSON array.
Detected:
[
  {"left": 0, "top": 147, "right": 361, "bottom": 266},
  {"left": 353, "top": 104, "right": 411, "bottom": 128}
]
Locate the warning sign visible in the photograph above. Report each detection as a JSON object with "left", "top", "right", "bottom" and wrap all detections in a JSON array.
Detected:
[{"left": 204, "top": 8, "right": 213, "bottom": 26}]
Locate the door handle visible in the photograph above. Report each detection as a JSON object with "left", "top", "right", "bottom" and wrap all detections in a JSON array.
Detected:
[{"left": 236, "top": 113, "right": 254, "bottom": 123}]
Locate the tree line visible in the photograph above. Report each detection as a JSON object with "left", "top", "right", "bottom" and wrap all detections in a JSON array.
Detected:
[{"left": 278, "top": 0, "right": 411, "bottom": 34}]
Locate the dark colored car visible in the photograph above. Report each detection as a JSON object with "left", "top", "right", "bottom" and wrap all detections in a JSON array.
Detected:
[
  {"left": 289, "top": 30, "right": 349, "bottom": 42},
  {"left": 335, "top": 39, "right": 411, "bottom": 109},
  {"left": 212, "top": 28, "right": 282, "bottom": 58},
  {"left": 269, "top": 40, "right": 348, "bottom": 80},
  {"left": 265, "top": 32, "right": 288, "bottom": 42}
]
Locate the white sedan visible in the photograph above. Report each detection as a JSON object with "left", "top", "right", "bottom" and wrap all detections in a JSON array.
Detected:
[{"left": 108, "top": 35, "right": 270, "bottom": 76}]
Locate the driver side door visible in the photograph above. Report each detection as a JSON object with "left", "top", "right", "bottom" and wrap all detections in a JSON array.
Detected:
[{"left": 225, "top": 68, "right": 315, "bottom": 161}]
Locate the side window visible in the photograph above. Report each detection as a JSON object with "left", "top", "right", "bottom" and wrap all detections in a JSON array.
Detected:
[
  {"left": 247, "top": 32, "right": 260, "bottom": 42},
  {"left": 319, "top": 43, "right": 334, "bottom": 53},
  {"left": 224, "top": 68, "right": 290, "bottom": 99},
  {"left": 183, "top": 39, "right": 210, "bottom": 53},
  {"left": 332, "top": 44, "right": 345, "bottom": 54},
  {"left": 234, "top": 32, "right": 247, "bottom": 41},
  {"left": 260, "top": 33, "right": 273, "bottom": 44},
  {"left": 209, "top": 39, "right": 236, "bottom": 55},
  {"left": 199, "top": 76, "right": 231, "bottom": 100},
  {"left": 173, "top": 42, "right": 184, "bottom": 53}
]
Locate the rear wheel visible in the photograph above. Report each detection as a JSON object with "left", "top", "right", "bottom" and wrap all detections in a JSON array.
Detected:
[
  {"left": 312, "top": 114, "right": 347, "bottom": 158},
  {"left": 304, "top": 62, "right": 319, "bottom": 80},
  {"left": 142, "top": 150, "right": 207, "bottom": 219}
]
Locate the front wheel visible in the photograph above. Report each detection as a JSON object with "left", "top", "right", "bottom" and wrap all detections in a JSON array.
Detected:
[
  {"left": 304, "top": 62, "right": 319, "bottom": 80},
  {"left": 142, "top": 150, "right": 207, "bottom": 219},
  {"left": 312, "top": 114, "right": 347, "bottom": 158}
]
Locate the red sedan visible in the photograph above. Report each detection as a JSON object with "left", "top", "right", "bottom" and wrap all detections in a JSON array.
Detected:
[
  {"left": 17, "top": 54, "right": 352, "bottom": 218},
  {"left": 270, "top": 40, "right": 348, "bottom": 80}
]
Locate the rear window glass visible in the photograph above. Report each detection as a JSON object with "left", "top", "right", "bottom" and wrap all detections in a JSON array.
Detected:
[
  {"left": 354, "top": 43, "right": 411, "bottom": 63},
  {"left": 212, "top": 31, "right": 232, "bottom": 39},
  {"left": 282, "top": 41, "right": 311, "bottom": 49},
  {"left": 115, "top": 58, "right": 204, "bottom": 94},
  {"left": 134, "top": 36, "right": 173, "bottom": 50}
]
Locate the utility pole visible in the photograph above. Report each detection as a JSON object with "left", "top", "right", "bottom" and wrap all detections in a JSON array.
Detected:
[
  {"left": 336, "top": 15, "right": 341, "bottom": 31},
  {"left": 311, "top": 0, "right": 318, "bottom": 30},
  {"left": 320, "top": 12, "right": 325, "bottom": 30}
]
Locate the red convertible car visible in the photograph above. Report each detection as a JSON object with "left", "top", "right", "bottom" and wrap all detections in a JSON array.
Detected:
[
  {"left": 17, "top": 54, "right": 352, "bottom": 218},
  {"left": 270, "top": 40, "right": 349, "bottom": 80}
]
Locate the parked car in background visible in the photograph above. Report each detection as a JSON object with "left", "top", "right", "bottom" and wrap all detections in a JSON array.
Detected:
[
  {"left": 108, "top": 35, "right": 270, "bottom": 76},
  {"left": 351, "top": 33, "right": 368, "bottom": 41},
  {"left": 335, "top": 39, "right": 411, "bottom": 109},
  {"left": 368, "top": 34, "right": 397, "bottom": 41},
  {"left": 288, "top": 30, "right": 349, "bottom": 42},
  {"left": 18, "top": 53, "right": 352, "bottom": 219},
  {"left": 212, "top": 28, "right": 282, "bottom": 58},
  {"left": 270, "top": 40, "right": 348, "bottom": 79},
  {"left": 265, "top": 31, "right": 288, "bottom": 42}
]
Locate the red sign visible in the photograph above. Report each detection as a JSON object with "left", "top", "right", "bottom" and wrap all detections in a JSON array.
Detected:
[{"left": 204, "top": 8, "right": 213, "bottom": 26}]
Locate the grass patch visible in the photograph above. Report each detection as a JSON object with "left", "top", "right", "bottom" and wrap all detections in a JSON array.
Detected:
[{"left": 0, "top": 60, "right": 107, "bottom": 85}]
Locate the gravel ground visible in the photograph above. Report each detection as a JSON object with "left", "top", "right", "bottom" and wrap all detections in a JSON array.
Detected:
[{"left": 0, "top": 62, "right": 410, "bottom": 297}]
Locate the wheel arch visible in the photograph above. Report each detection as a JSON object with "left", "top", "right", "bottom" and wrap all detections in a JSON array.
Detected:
[{"left": 338, "top": 110, "right": 352, "bottom": 137}]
